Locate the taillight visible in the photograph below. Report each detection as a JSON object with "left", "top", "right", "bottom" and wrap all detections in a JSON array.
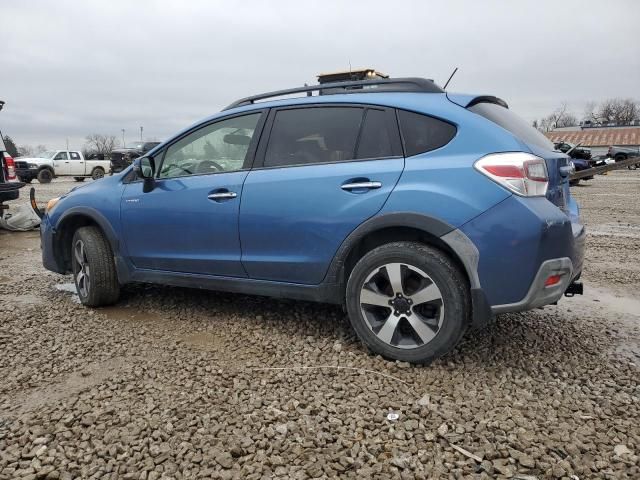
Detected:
[
  {"left": 474, "top": 152, "right": 549, "bottom": 197},
  {"left": 4, "top": 154, "right": 17, "bottom": 181}
]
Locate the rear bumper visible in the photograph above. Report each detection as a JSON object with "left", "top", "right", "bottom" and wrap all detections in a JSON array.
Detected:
[
  {"left": 491, "top": 257, "right": 573, "bottom": 314},
  {"left": 460, "top": 195, "right": 585, "bottom": 310}
]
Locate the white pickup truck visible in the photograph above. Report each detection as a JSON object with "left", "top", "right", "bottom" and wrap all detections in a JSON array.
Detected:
[{"left": 14, "top": 150, "right": 110, "bottom": 184}]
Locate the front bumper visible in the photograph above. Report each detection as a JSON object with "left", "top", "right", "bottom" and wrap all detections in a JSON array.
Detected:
[
  {"left": 40, "top": 214, "right": 64, "bottom": 273},
  {"left": 16, "top": 167, "right": 37, "bottom": 180}
]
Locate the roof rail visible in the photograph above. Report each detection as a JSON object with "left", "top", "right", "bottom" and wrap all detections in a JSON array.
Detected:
[{"left": 223, "top": 77, "right": 443, "bottom": 111}]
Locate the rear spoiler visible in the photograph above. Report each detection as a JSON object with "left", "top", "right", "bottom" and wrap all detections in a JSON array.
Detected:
[{"left": 446, "top": 93, "right": 509, "bottom": 109}]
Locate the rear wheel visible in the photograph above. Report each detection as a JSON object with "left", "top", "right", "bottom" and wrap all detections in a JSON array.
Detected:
[
  {"left": 71, "top": 226, "right": 120, "bottom": 307},
  {"left": 73, "top": 177, "right": 86, "bottom": 182},
  {"left": 19, "top": 176, "right": 33, "bottom": 184},
  {"left": 345, "top": 241, "right": 469, "bottom": 364},
  {"left": 91, "top": 167, "right": 105, "bottom": 180},
  {"left": 37, "top": 169, "right": 53, "bottom": 184}
]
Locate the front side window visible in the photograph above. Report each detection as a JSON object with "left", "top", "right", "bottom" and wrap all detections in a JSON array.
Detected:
[
  {"left": 54, "top": 152, "right": 68, "bottom": 160},
  {"left": 264, "top": 107, "right": 363, "bottom": 167},
  {"left": 159, "top": 113, "right": 262, "bottom": 179},
  {"left": 398, "top": 110, "right": 457, "bottom": 157}
]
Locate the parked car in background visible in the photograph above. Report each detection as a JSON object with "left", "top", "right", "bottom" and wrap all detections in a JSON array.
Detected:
[
  {"left": 608, "top": 145, "right": 640, "bottom": 169},
  {"left": 15, "top": 150, "right": 111, "bottom": 183},
  {"left": 554, "top": 141, "right": 592, "bottom": 160},
  {"left": 110, "top": 141, "right": 161, "bottom": 174},
  {"left": 40, "top": 75, "right": 585, "bottom": 364},
  {"left": 1, "top": 148, "right": 24, "bottom": 217}
]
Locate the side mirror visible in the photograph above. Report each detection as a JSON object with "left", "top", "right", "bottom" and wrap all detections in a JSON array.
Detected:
[{"left": 133, "top": 156, "right": 156, "bottom": 192}]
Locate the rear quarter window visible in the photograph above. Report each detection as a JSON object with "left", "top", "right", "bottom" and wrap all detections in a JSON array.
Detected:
[
  {"left": 469, "top": 102, "right": 554, "bottom": 151},
  {"left": 397, "top": 110, "right": 457, "bottom": 157}
]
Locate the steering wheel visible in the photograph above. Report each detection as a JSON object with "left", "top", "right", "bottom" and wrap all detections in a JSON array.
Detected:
[{"left": 196, "top": 160, "right": 224, "bottom": 174}]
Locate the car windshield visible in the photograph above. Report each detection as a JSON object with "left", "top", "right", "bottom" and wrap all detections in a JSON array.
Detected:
[
  {"left": 40, "top": 150, "right": 57, "bottom": 158},
  {"left": 128, "top": 142, "right": 145, "bottom": 150}
]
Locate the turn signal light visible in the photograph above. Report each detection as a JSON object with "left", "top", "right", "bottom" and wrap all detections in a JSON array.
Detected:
[{"left": 544, "top": 274, "right": 562, "bottom": 287}]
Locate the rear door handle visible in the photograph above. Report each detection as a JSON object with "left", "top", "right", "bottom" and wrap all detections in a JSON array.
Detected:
[
  {"left": 208, "top": 191, "right": 237, "bottom": 200},
  {"left": 341, "top": 181, "right": 382, "bottom": 191}
]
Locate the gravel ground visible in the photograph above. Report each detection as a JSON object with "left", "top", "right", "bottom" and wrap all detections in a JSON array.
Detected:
[{"left": 0, "top": 174, "right": 638, "bottom": 479}]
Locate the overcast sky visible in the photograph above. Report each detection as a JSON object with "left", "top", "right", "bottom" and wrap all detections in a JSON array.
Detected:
[{"left": 1, "top": 0, "right": 638, "bottom": 150}]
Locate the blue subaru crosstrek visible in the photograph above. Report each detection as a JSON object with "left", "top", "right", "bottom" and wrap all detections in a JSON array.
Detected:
[{"left": 41, "top": 77, "right": 585, "bottom": 363}]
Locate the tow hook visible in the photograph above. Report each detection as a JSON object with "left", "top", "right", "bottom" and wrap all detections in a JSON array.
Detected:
[{"left": 564, "top": 281, "right": 584, "bottom": 297}]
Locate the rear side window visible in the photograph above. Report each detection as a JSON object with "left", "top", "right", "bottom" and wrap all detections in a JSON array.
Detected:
[
  {"left": 356, "top": 109, "right": 393, "bottom": 159},
  {"left": 469, "top": 102, "right": 554, "bottom": 150},
  {"left": 398, "top": 110, "right": 457, "bottom": 157},
  {"left": 264, "top": 107, "right": 363, "bottom": 167}
]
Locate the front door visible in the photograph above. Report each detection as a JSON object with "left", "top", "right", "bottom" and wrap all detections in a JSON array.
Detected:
[
  {"left": 52, "top": 151, "right": 70, "bottom": 175},
  {"left": 121, "top": 112, "right": 265, "bottom": 277},
  {"left": 240, "top": 105, "right": 405, "bottom": 284}
]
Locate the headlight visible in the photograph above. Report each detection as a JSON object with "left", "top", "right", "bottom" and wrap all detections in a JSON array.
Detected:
[
  {"left": 28, "top": 163, "right": 38, "bottom": 169},
  {"left": 46, "top": 197, "right": 61, "bottom": 213}
]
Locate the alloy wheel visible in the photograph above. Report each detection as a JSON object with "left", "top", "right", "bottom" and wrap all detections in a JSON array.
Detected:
[
  {"left": 359, "top": 263, "right": 444, "bottom": 349},
  {"left": 74, "top": 239, "right": 91, "bottom": 298}
]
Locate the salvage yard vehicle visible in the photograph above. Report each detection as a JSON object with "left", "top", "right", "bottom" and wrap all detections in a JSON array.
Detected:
[
  {"left": 608, "top": 145, "right": 640, "bottom": 169},
  {"left": 1, "top": 149, "right": 25, "bottom": 217},
  {"left": 15, "top": 150, "right": 110, "bottom": 183},
  {"left": 110, "top": 141, "right": 161, "bottom": 174},
  {"left": 41, "top": 75, "right": 585, "bottom": 363}
]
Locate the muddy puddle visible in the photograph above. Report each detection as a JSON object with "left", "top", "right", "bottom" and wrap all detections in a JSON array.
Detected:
[
  {"left": 563, "top": 285, "right": 640, "bottom": 361},
  {"left": 0, "top": 293, "right": 45, "bottom": 307},
  {"left": 587, "top": 222, "right": 640, "bottom": 239}
]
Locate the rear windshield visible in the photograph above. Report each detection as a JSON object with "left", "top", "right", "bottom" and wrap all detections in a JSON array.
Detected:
[{"left": 469, "top": 102, "right": 554, "bottom": 151}]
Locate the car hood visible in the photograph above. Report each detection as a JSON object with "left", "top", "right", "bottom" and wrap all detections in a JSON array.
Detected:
[{"left": 17, "top": 157, "right": 50, "bottom": 162}]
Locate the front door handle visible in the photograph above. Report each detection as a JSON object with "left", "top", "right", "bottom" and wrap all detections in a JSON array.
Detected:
[
  {"left": 341, "top": 181, "right": 382, "bottom": 191},
  {"left": 208, "top": 191, "right": 237, "bottom": 200}
]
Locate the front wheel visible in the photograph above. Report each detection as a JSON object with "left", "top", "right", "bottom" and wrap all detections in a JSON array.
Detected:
[
  {"left": 71, "top": 226, "right": 120, "bottom": 307},
  {"left": 37, "top": 169, "right": 53, "bottom": 184},
  {"left": 91, "top": 167, "right": 105, "bottom": 180},
  {"left": 19, "top": 176, "right": 33, "bottom": 184},
  {"left": 345, "top": 242, "right": 470, "bottom": 364}
]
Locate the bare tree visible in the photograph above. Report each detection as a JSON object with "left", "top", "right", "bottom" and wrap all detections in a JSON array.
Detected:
[
  {"left": 17, "top": 145, "right": 34, "bottom": 157},
  {"left": 34, "top": 144, "right": 48, "bottom": 155},
  {"left": 587, "top": 98, "right": 639, "bottom": 125},
  {"left": 84, "top": 134, "right": 119, "bottom": 156},
  {"left": 535, "top": 103, "right": 578, "bottom": 132}
]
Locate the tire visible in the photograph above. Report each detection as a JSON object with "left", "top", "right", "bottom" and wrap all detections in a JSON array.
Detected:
[
  {"left": 37, "top": 169, "right": 53, "bottom": 184},
  {"left": 628, "top": 163, "right": 639, "bottom": 171},
  {"left": 71, "top": 226, "right": 120, "bottom": 307},
  {"left": 73, "top": 177, "right": 86, "bottom": 182},
  {"left": 19, "top": 176, "right": 33, "bottom": 184},
  {"left": 345, "top": 241, "right": 470, "bottom": 364},
  {"left": 91, "top": 167, "right": 105, "bottom": 180},
  {"left": 615, "top": 154, "right": 627, "bottom": 162},
  {"left": 569, "top": 179, "right": 580, "bottom": 186}
]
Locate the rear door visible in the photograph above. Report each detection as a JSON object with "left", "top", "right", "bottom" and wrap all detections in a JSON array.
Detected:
[
  {"left": 239, "top": 104, "right": 404, "bottom": 284},
  {"left": 68, "top": 151, "right": 85, "bottom": 175}
]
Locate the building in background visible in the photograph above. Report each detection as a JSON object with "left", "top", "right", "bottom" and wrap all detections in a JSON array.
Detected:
[{"left": 545, "top": 124, "right": 640, "bottom": 157}]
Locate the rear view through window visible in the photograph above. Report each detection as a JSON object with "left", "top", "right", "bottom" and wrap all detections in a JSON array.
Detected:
[{"left": 469, "top": 102, "right": 554, "bottom": 151}]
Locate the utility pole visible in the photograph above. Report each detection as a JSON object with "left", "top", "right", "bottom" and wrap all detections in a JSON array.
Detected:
[
  {"left": 140, "top": 126, "right": 143, "bottom": 141},
  {"left": 66, "top": 138, "right": 69, "bottom": 150},
  {"left": 121, "top": 129, "right": 125, "bottom": 147}
]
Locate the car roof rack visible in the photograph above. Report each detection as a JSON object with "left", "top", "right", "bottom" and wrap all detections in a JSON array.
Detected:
[{"left": 223, "top": 77, "right": 443, "bottom": 110}]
